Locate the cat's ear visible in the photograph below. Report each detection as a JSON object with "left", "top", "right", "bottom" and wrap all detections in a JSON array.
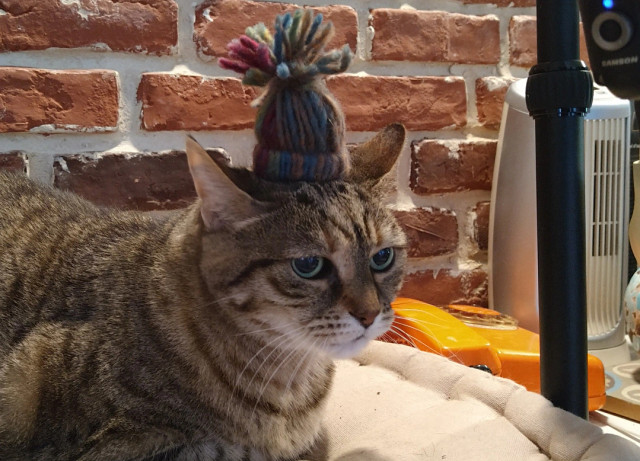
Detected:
[
  {"left": 186, "top": 135, "right": 264, "bottom": 231},
  {"left": 348, "top": 123, "right": 406, "bottom": 184}
]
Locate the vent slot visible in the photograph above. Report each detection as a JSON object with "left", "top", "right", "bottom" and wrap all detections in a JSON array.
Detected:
[{"left": 585, "top": 117, "right": 628, "bottom": 338}]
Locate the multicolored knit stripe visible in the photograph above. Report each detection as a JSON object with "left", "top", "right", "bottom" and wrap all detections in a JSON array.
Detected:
[
  {"left": 253, "top": 147, "right": 346, "bottom": 182},
  {"left": 219, "top": 8, "right": 352, "bottom": 182}
]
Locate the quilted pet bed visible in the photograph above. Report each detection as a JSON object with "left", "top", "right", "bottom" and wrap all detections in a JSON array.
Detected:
[{"left": 307, "top": 341, "right": 640, "bottom": 461}]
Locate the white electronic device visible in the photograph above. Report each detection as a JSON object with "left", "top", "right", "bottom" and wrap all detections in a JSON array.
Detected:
[{"left": 489, "top": 78, "right": 631, "bottom": 350}]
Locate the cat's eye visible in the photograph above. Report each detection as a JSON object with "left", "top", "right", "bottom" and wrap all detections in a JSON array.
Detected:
[
  {"left": 370, "top": 248, "right": 395, "bottom": 272},
  {"left": 291, "top": 256, "right": 325, "bottom": 279}
]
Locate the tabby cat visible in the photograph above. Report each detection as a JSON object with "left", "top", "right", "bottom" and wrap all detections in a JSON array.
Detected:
[{"left": 0, "top": 123, "right": 407, "bottom": 461}]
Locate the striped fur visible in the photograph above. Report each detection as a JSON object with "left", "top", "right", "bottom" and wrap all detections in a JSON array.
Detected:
[{"left": 0, "top": 124, "right": 407, "bottom": 461}]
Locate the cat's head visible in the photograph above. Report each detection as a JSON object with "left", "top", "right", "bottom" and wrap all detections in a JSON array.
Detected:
[{"left": 185, "top": 124, "right": 407, "bottom": 359}]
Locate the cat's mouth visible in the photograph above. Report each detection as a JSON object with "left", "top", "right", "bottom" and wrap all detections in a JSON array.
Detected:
[
  {"left": 324, "top": 328, "right": 383, "bottom": 359},
  {"left": 326, "top": 336, "right": 370, "bottom": 359},
  {"left": 308, "top": 312, "right": 394, "bottom": 359}
]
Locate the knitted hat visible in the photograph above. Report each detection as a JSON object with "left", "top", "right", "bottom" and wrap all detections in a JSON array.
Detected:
[{"left": 219, "top": 9, "right": 352, "bottom": 182}]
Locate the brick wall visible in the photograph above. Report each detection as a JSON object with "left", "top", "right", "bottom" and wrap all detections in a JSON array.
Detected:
[{"left": 0, "top": 0, "right": 560, "bottom": 307}]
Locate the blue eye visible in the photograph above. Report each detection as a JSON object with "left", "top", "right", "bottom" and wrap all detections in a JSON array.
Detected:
[
  {"left": 370, "top": 248, "right": 394, "bottom": 272},
  {"left": 292, "top": 256, "right": 325, "bottom": 279}
]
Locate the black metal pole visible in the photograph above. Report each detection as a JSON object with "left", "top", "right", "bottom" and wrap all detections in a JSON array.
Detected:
[{"left": 525, "top": 0, "right": 593, "bottom": 418}]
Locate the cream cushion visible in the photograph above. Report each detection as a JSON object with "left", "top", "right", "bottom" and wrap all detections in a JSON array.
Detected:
[{"left": 310, "top": 341, "right": 640, "bottom": 461}]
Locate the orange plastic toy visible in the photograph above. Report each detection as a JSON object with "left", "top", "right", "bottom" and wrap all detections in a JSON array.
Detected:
[{"left": 383, "top": 298, "right": 606, "bottom": 412}]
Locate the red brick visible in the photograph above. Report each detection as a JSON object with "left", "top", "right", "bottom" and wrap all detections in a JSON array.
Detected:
[
  {"left": 194, "top": 0, "right": 357, "bottom": 59},
  {"left": 370, "top": 10, "right": 446, "bottom": 62},
  {"left": 462, "top": 0, "right": 535, "bottom": 5},
  {"left": 509, "top": 16, "right": 537, "bottom": 67},
  {"left": 399, "top": 269, "right": 488, "bottom": 307},
  {"left": 448, "top": 13, "right": 500, "bottom": 64},
  {"left": 0, "top": 153, "right": 26, "bottom": 173},
  {"left": 371, "top": 9, "right": 500, "bottom": 64},
  {"left": 137, "top": 74, "right": 258, "bottom": 131},
  {"left": 139, "top": 73, "right": 467, "bottom": 133},
  {"left": 410, "top": 139, "right": 496, "bottom": 194},
  {"left": 0, "top": 67, "right": 119, "bottom": 133},
  {"left": 509, "top": 16, "right": 590, "bottom": 68},
  {"left": 0, "top": 0, "right": 177, "bottom": 55},
  {"left": 328, "top": 75, "right": 467, "bottom": 132},
  {"left": 475, "top": 77, "right": 516, "bottom": 130},
  {"left": 394, "top": 208, "right": 458, "bottom": 257},
  {"left": 54, "top": 149, "right": 223, "bottom": 211},
  {"left": 473, "top": 201, "right": 490, "bottom": 251}
]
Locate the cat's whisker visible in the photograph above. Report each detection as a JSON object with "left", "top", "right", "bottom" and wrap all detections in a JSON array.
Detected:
[
  {"left": 391, "top": 319, "right": 441, "bottom": 346},
  {"left": 388, "top": 324, "right": 443, "bottom": 355},
  {"left": 282, "top": 335, "right": 320, "bottom": 402},
  {"left": 393, "top": 308, "right": 458, "bottom": 322},
  {"left": 239, "top": 328, "right": 307, "bottom": 412},
  {"left": 392, "top": 315, "right": 473, "bottom": 363},
  {"left": 227, "top": 327, "right": 304, "bottom": 417},
  {"left": 389, "top": 325, "right": 466, "bottom": 363},
  {"left": 392, "top": 315, "right": 452, "bottom": 338},
  {"left": 225, "top": 328, "right": 293, "bottom": 419},
  {"left": 392, "top": 316, "right": 455, "bottom": 334},
  {"left": 377, "top": 332, "right": 396, "bottom": 344},
  {"left": 381, "top": 330, "right": 419, "bottom": 349},
  {"left": 393, "top": 307, "right": 447, "bottom": 313},
  {"left": 235, "top": 325, "right": 307, "bottom": 383},
  {"left": 232, "top": 321, "right": 298, "bottom": 338},
  {"left": 387, "top": 325, "right": 420, "bottom": 349},
  {"left": 248, "top": 327, "right": 305, "bottom": 386},
  {"left": 389, "top": 322, "right": 466, "bottom": 364},
  {"left": 248, "top": 330, "right": 309, "bottom": 423}
]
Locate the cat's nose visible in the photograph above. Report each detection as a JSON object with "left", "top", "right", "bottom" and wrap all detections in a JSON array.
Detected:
[
  {"left": 344, "top": 290, "right": 380, "bottom": 328},
  {"left": 349, "top": 309, "right": 378, "bottom": 328}
]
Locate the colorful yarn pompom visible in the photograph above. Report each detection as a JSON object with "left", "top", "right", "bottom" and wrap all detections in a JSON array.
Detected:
[{"left": 219, "top": 9, "right": 352, "bottom": 182}]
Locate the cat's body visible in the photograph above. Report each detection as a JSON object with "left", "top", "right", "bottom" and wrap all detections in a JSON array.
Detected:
[{"left": 0, "top": 125, "right": 407, "bottom": 461}]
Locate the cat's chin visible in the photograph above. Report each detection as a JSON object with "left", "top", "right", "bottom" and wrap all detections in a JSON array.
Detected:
[
  {"left": 318, "top": 318, "right": 394, "bottom": 360},
  {"left": 322, "top": 335, "right": 373, "bottom": 360}
]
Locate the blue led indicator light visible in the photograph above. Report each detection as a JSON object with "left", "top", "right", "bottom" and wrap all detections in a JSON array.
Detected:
[{"left": 603, "top": 0, "right": 614, "bottom": 9}]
